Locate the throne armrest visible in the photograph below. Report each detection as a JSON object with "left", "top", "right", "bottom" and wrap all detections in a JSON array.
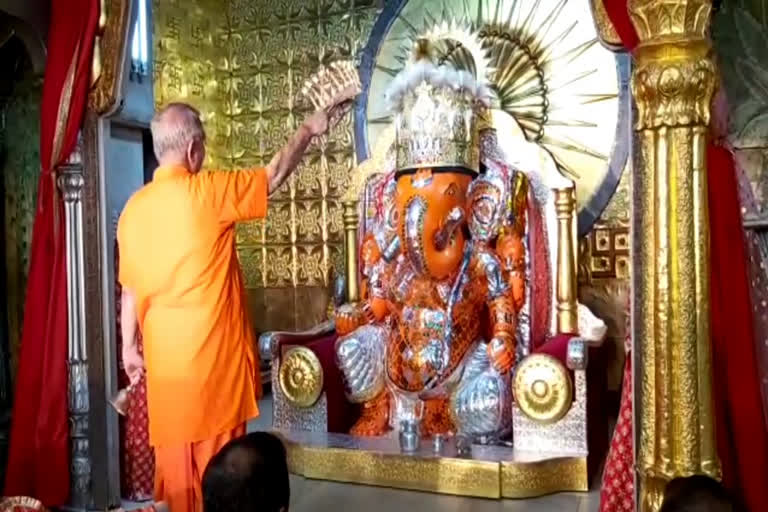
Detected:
[
  {"left": 258, "top": 320, "right": 336, "bottom": 362},
  {"left": 533, "top": 334, "right": 588, "bottom": 371}
]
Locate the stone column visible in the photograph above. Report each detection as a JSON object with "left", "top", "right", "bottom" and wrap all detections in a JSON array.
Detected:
[
  {"left": 628, "top": 1, "right": 720, "bottom": 510},
  {"left": 57, "top": 141, "right": 91, "bottom": 508}
]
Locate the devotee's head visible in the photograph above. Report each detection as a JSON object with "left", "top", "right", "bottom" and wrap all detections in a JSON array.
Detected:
[
  {"left": 202, "top": 432, "right": 290, "bottom": 512},
  {"left": 659, "top": 475, "right": 740, "bottom": 512},
  {"left": 150, "top": 102, "right": 207, "bottom": 173}
]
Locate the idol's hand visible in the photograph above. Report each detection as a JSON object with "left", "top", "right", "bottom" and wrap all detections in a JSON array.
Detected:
[
  {"left": 122, "top": 343, "right": 145, "bottom": 386},
  {"left": 334, "top": 302, "right": 368, "bottom": 335},
  {"left": 487, "top": 337, "right": 515, "bottom": 374}
]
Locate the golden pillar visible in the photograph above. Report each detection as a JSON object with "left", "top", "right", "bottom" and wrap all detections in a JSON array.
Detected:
[
  {"left": 629, "top": 1, "right": 720, "bottom": 509},
  {"left": 342, "top": 200, "right": 360, "bottom": 303},
  {"left": 554, "top": 187, "right": 578, "bottom": 334}
]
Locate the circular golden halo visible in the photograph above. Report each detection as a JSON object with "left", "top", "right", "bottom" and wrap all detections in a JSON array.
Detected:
[{"left": 360, "top": 0, "right": 627, "bottom": 231}]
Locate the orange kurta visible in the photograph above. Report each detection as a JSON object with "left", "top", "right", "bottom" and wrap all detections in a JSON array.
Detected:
[{"left": 117, "top": 164, "right": 267, "bottom": 448}]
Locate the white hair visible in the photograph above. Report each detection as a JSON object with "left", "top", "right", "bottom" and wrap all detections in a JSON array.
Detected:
[{"left": 150, "top": 102, "right": 207, "bottom": 159}]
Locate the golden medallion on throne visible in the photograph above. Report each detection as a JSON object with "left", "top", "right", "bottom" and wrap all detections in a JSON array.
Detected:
[{"left": 279, "top": 347, "right": 324, "bottom": 409}]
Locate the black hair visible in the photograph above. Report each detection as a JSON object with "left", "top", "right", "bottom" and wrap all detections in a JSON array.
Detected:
[
  {"left": 202, "top": 432, "right": 290, "bottom": 512},
  {"left": 659, "top": 475, "right": 740, "bottom": 512}
]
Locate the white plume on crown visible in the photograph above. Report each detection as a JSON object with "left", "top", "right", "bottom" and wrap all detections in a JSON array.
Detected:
[{"left": 384, "top": 59, "right": 495, "bottom": 113}]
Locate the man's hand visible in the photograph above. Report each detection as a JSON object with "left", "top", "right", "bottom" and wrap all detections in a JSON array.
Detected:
[
  {"left": 266, "top": 85, "right": 359, "bottom": 194},
  {"left": 122, "top": 343, "right": 144, "bottom": 386},
  {"left": 302, "top": 85, "right": 359, "bottom": 137},
  {"left": 303, "top": 109, "right": 330, "bottom": 138},
  {"left": 120, "top": 287, "right": 143, "bottom": 385}
]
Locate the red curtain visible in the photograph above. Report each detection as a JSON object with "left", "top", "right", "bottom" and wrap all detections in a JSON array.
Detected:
[
  {"left": 4, "top": 0, "right": 100, "bottom": 505},
  {"left": 602, "top": 3, "right": 768, "bottom": 512},
  {"left": 707, "top": 145, "right": 768, "bottom": 511}
]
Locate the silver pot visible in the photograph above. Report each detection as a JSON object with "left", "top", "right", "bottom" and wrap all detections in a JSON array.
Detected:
[{"left": 399, "top": 419, "right": 421, "bottom": 453}]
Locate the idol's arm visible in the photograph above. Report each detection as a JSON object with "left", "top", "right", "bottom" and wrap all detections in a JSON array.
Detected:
[{"left": 487, "top": 295, "right": 517, "bottom": 373}]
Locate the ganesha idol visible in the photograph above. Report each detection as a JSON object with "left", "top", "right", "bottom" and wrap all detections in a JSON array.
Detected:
[
  {"left": 260, "top": 38, "right": 610, "bottom": 481},
  {"left": 332, "top": 56, "right": 523, "bottom": 441}
]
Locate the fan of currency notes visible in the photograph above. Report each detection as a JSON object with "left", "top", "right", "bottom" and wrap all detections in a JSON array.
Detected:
[{"left": 301, "top": 60, "right": 362, "bottom": 111}]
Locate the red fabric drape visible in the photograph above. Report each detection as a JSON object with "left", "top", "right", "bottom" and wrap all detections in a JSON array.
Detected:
[
  {"left": 600, "top": 3, "right": 768, "bottom": 512},
  {"left": 707, "top": 145, "right": 768, "bottom": 512},
  {"left": 4, "top": 0, "right": 100, "bottom": 505}
]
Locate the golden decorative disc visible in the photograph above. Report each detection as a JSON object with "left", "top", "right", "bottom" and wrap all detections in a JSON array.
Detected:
[
  {"left": 513, "top": 354, "right": 573, "bottom": 424},
  {"left": 279, "top": 346, "right": 324, "bottom": 408}
]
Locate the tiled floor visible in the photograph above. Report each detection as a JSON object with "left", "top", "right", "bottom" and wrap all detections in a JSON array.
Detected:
[{"left": 249, "top": 394, "right": 601, "bottom": 512}]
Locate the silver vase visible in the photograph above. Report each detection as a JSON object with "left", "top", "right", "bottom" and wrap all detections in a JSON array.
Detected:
[{"left": 398, "top": 419, "right": 421, "bottom": 453}]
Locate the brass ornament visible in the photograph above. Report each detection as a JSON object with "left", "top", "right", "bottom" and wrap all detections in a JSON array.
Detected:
[
  {"left": 300, "top": 60, "right": 362, "bottom": 111},
  {"left": 89, "top": 0, "right": 131, "bottom": 115},
  {"left": 513, "top": 354, "right": 573, "bottom": 424},
  {"left": 279, "top": 347, "right": 324, "bottom": 409}
]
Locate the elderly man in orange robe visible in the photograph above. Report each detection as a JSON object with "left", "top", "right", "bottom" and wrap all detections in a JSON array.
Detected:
[{"left": 117, "top": 93, "right": 353, "bottom": 512}]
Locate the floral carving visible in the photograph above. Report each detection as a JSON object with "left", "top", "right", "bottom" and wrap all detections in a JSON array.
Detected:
[
  {"left": 632, "top": 58, "right": 716, "bottom": 129},
  {"left": 629, "top": 0, "right": 712, "bottom": 41}
]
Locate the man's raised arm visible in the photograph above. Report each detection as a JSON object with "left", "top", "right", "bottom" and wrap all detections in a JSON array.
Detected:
[
  {"left": 264, "top": 89, "right": 355, "bottom": 195},
  {"left": 264, "top": 121, "right": 316, "bottom": 196}
]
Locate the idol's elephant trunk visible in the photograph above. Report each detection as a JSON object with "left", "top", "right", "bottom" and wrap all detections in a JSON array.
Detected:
[{"left": 403, "top": 197, "right": 466, "bottom": 279}]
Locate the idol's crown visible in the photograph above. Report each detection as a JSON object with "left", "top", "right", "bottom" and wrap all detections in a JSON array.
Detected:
[{"left": 386, "top": 39, "right": 493, "bottom": 175}]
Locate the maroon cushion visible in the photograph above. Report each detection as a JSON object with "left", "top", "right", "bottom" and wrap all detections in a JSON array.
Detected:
[
  {"left": 280, "top": 332, "right": 358, "bottom": 434},
  {"left": 534, "top": 332, "right": 574, "bottom": 364}
]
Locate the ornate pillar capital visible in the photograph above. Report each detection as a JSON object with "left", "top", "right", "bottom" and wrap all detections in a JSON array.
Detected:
[
  {"left": 56, "top": 138, "right": 85, "bottom": 203},
  {"left": 628, "top": 0, "right": 712, "bottom": 43},
  {"left": 632, "top": 56, "right": 716, "bottom": 129},
  {"left": 56, "top": 167, "right": 85, "bottom": 204},
  {"left": 629, "top": 0, "right": 717, "bottom": 130}
]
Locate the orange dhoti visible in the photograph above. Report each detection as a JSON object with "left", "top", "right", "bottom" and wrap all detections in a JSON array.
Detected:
[{"left": 153, "top": 423, "right": 246, "bottom": 512}]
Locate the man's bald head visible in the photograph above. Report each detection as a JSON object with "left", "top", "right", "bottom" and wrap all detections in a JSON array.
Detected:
[{"left": 151, "top": 102, "right": 207, "bottom": 170}]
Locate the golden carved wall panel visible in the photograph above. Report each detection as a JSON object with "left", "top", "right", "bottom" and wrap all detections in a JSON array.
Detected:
[
  {"left": 154, "top": 0, "right": 231, "bottom": 171},
  {"left": 154, "top": 0, "right": 634, "bottom": 335},
  {"left": 155, "top": 0, "right": 380, "bottom": 330}
]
